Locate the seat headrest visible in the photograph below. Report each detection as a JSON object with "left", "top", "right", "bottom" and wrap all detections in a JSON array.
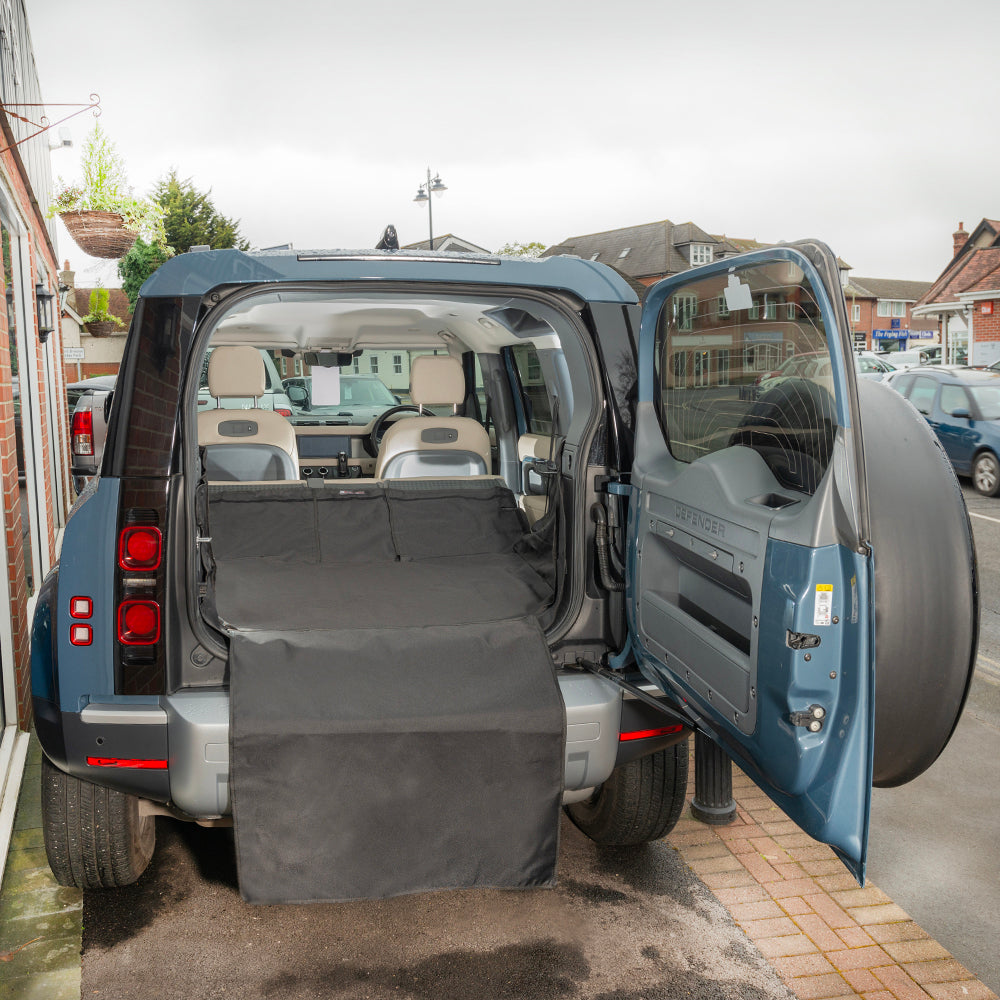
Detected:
[
  {"left": 208, "top": 346, "right": 266, "bottom": 399},
  {"left": 409, "top": 355, "right": 465, "bottom": 407}
]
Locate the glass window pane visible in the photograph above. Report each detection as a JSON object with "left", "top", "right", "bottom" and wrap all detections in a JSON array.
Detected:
[{"left": 653, "top": 258, "right": 838, "bottom": 495}]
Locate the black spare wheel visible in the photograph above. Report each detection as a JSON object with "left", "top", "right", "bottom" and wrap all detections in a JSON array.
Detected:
[{"left": 858, "top": 380, "right": 978, "bottom": 787}]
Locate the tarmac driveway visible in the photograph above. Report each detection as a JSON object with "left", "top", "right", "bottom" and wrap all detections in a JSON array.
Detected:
[{"left": 81, "top": 816, "right": 794, "bottom": 1000}]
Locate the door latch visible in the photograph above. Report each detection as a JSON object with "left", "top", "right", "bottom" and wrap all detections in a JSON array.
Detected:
[
  {"left": 789, "top": 705, "right": 826, "bottom": 732},
  {"left": 786, "top": 630, "right": 821, "bottom": 650}
]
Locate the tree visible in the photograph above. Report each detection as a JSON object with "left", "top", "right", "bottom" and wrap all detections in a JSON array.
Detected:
[
  {"left": 495, "top": 241, "right": 546, "bottom": 258},
  {"left": 153, "top": 170, "right": 250, "bottom": 255},
  {"left": 117, "top": 238, "right": 174, "bottom": 310}
]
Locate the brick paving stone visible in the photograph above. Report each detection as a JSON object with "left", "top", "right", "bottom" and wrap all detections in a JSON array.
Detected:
[
  {"left": 772, "top": 862, "right": 807, "bottom": 881},
  {"left": 836, "top": 926, "right": 876, "bottom": 949},
  {"left": 902, "top": 961, "right": 979, "bottom": 986},
  {"left": 676, "top": 842, "right": 733, "bottom": 860},
  {"left": 755, "top": 934, "right": 821, "bottom": 959},
  {"left": 825, "top": 945, "right": 893, "bottom": 971},
  {"left": 866, "top": 922, "right": 931, "bottom": 945},
  {"left": 831, "top": 886, "right": 893, "bottom": 908},
  {"left": 760, "top": 820, "right": 802, "bottom": 836},
  {"left": 716, "top": 822, "right": 768, "bottom": 841},
  {"left": 860, "top": 992, "right": 897, "bottom": 1000},
  {"left": 793, "top": 913, "right": 847, "bottom": 952},
  {"left": 712, "top": 884, "right": 771, "bottom": 906},
  {"left": 786, "top": 845, "right": 836, "bottom": 862},
  {"left": 726, "top": 838, "right": 758, "bottom": 856},
  {"left": 924, "top": 983, "right": 1000, "bottom": 1000},
  {"left": 779, "top": 896, "right": 813, "bottom": 916},
  {"left": 728, "top": 899, "right": 786, "bottom": 922},
  {"left": 801, "top": 859, "right": 848, "bottom": 877},
  {"left": 739, "top": 852, "right": 783, "bottom": 883},
  {"left": 816, "top": 873, "right": 862, "bottom": 892},
  {"left": 872, "top": 964, "right": 933, "bottom": 1000},
  {"left": 700, "top": 868, "right": 758, "bottom": 890},
  {"left": 880, "top": 940, "right": 952, "bottom": 964},
  {"left": 746, "top": 836, "right": 788, "bottom": 858},
  {"left": 773, "top": 832, "right": 819, "bottom": 849},
  {"left": 767, "top": 877, "right": 824, "bottom": 900},
  {"left": 785, "top": 973, "right": 853, "bottom": 999},
  {"left": 842, "top": 968, "right": 885, "bottom": 993},
  {"left": 687, "top": 854, "right": 747, "bottom": 875},
  {"left": 849, "top": 903, "right": 913, "bottom": 926},
  {"left": 805, "top": 893, "right": 854, "bottom": 929},
  {"left": 772, "top": 953, "right": 836, "bottom": 978},
  {"left": 740, "top": 916, "right": 801, "bottom": 940}
]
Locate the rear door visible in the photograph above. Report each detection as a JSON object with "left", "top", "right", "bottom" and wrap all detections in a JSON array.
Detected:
[{"left": 627, "top": 242, "right": 873, "bottom": 880}]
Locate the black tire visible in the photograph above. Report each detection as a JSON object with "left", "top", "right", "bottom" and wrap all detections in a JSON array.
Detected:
[
  {"left": 973, "top": 451, "right": 1000, "bottom": 497},
  {"left": 41, "top": 755, "right": 156, "bottom": 889},
  {"left": 565, "top": 741, "right": 689, "bottom": 847}
]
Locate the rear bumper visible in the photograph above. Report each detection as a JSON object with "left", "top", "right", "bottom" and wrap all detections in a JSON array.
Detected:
[{"left": 39, "top": 671, "right": 635, "bottom": 817}]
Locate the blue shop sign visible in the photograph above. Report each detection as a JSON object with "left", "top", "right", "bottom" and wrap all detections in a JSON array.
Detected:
[{"left": 873, "top": 329, "right": 907, "bottom": 339}]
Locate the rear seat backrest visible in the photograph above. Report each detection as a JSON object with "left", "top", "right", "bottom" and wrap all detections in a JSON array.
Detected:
[{"left": 198, "top": 346, "right": 300, "bottom": 481}]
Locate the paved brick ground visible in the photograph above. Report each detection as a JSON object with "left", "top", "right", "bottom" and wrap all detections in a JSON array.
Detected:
[
  {"left": 0, "top": 736, "right": 995, "bottom": 1000},
  {"left": 673, "top": 752, "right": 999, "bottom": 1000}
]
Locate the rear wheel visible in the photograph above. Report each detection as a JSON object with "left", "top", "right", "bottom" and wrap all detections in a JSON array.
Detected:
[
  {"left": 565, "top": 741, "right": 689, "bottom": 846},
  {"left": 41, "top": 756, "right": 156, "bottom": 888},
  {"left": 973, "top": 451, "right": 1000, "bottom": 497}
]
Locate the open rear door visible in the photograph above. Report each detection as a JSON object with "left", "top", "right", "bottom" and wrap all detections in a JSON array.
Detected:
[{"left": 628, "top": 242, "right": 873, "bottom": 880}]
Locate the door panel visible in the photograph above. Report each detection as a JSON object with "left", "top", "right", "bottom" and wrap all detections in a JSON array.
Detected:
[{"left": 629, "top": 243, "right": 874, "bottom": 880}]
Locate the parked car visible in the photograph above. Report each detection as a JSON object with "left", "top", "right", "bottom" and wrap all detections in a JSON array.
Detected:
[
  {"left": 853, "top": 351, "right": 896, "bottom": 380},
  {"left": 282, "top": 373, "right": 400, "bottom": 426},
  {"left": 32, "top": 242, "right": 976, "bottom": 906},
  {"left": 878, "top": 345, "right": 943, "bottom": 369},
  {"left": 889, "top": 366, "right": 1000, "bottom": 495},
  {"left": 66, "top": 376, "right": 116, "bottom": 494}
]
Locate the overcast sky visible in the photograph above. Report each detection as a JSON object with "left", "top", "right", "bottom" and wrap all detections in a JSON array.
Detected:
[{"left": 26, "top": 0, "right": 1000, "bottom": 284}]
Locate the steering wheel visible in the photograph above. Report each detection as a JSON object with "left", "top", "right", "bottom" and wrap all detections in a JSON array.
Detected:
[{"left": 365, "top": 404, "right": 422, "bottom": 457}]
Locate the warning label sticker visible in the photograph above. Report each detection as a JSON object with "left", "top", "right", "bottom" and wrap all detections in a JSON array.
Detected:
[{"left": 814, "top": 584, "right": 833, "bottom": 627}]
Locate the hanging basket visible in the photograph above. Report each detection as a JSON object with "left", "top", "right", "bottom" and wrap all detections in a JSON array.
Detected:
[
  {"left": 60, "top": 210, "right": 138, "bottom": 259},
  {"left": 84, "top": 320, "right": 122, "bottom": 338}
]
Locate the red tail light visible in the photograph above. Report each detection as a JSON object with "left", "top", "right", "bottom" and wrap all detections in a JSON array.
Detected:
[
  {"left": 87, "top": 757, "right": 168, "bottom": 769},
  {"left": 118, "top": 526, "right": 162, "bottom": 571},
  {"left": 71, "top": 408, "right": 94, "bottom": 456},
  {"left": 275, "top": 408, "right": 292, "bottom": 418},
  {"left": 118, "top": 600, "right": 161, "bottom": 645}
]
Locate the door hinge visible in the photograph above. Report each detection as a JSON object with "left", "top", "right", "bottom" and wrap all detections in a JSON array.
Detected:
[{"left": 789, "top": 705, "right": 826, "bottom": 732}]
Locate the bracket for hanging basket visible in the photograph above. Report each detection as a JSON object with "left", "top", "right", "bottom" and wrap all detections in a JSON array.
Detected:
[{"left": 60, "top": 210, "right": 138, "bottom": 259}]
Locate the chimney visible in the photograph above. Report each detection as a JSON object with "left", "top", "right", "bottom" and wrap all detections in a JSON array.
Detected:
[
  {"left": 953, "top": 222, "right": 969, "bottom": 257},
  {"left": 59, "top": 260, "right": 75, "bottom": 289}
]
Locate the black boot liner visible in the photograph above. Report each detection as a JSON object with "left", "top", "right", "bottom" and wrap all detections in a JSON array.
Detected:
[{"left": 208, "top": 479, "right": 565, "bottom": 903}]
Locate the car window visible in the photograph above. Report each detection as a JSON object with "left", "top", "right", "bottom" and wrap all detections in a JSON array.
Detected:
[
  {"left": 968, "top": 385, "right": 1000, "bottom": 420},
  {"left": 509, "top": 344, "right": 554, "bottom": 434},
  {"left": 653, "top": 258, "right": 838, "bottom": 495},
  {"left": 939, "top": 385, "right": 970, "bottom": 415},
  {"left": 908, "top": 377, "right": 937, "bottom": 415}
]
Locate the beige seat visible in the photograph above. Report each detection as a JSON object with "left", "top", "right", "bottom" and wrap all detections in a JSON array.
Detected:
[
  {"left": 197, "top": 346, "right": 300, "bottom": 481},
  {"left": 375, "top": 355, "right": 490, "bottom": 479}
]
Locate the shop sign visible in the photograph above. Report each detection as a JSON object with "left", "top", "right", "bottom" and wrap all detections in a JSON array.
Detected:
[{"left": 982, "top": 302, "right": 994, "bottom": 315}]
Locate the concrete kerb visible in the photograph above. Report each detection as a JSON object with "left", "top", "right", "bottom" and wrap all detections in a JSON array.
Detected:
[{"left": 0, "top": 735, "right": 996, "bottom": 1000}]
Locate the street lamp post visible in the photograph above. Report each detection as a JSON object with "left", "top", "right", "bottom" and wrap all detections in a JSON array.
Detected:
[{"left": 413, "top": 168, "right": 447, "bottom": 250}]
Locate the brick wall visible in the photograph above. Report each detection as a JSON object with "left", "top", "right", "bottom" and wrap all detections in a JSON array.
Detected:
[
  {"left": 972, "top": 301, "right": 1000, "bottom": 342},
  {"left": 63, "top": 361, "right": 121, "bottom": 383},
  {"left": 0, "top": 148, "right": 65, "bottom": 730}
]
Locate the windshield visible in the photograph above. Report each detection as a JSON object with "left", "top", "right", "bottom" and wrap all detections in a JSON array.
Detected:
[{"left": 969, "top": 385, "right": 1000, "bottom": 420}]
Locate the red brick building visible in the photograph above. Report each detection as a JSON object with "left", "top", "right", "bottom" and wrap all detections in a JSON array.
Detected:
[
  {"left": 0, "top": 0, "right": 73, "bottom": 866},
  {"left": 913, "top": 220, "right": 1000, "bottom": 366},
  {"left": 841, "top": 277, "right": 938, "bottom": 353}
]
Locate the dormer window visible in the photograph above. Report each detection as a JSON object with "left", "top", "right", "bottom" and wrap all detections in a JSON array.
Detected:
[
  {"left": 690, "top": 244, "right": 713, "bottom": 266},
  {"left": 618, "top": 248, "right": 631, "bottom": 259}
]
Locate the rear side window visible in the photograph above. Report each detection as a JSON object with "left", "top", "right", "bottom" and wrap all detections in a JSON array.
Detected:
[
  {"left": 908, "top": 377, "right": 937, "bottom": 415},
  {"left": 509, "top": 344, "right": 553, "bottom": 434},
  {"left": 653, "top": 257, "right": 839, "bottom": 495}
]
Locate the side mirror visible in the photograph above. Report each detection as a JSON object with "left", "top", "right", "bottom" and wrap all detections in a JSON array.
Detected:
[
  {"left": 287, "top": 385, "right": 309, "bottom": 408},
  {"left": 950, "top": 407, "right": 971, "bottom": 419}
]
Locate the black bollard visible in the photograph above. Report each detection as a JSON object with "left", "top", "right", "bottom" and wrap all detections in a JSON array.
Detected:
[{"left": 691, "top": 730, "right": 737, "bottom": 825}]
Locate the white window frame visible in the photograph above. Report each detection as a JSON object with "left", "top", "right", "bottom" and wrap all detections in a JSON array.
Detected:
[
  {"left": 690, "top": 244, "right": 713, "bottom": 266},
  {"left": 852, "top": 304, "right": 861, "bottom": 322},
  {"left": 369, "top": 356, "right": 379, "bottom": 374}
]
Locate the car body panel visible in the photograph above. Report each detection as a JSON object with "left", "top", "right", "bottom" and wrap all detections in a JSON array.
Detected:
[{"left": 626, "top": 243, "right": 874, "bottom": 880}]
